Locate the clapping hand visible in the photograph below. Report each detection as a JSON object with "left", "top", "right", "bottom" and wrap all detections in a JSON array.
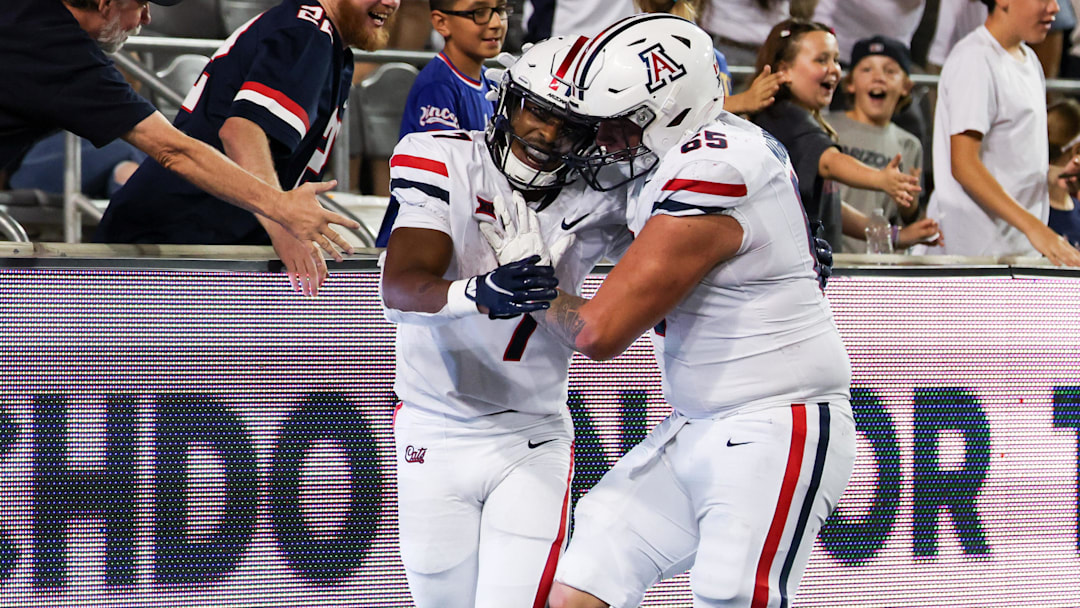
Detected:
[{"left": 881, "top": 154, "right": 921, "bottom": 208}]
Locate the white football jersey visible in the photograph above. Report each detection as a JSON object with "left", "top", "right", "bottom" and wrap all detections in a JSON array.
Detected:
[
  {"left": 630, "top": 112, "right": 851, "bottom": 418},
  {"left": 384, "top": 130, "right": 633, "bottom": 420}
]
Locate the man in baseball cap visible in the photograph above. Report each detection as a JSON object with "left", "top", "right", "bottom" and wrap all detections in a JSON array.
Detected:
[{"left": 0, "top": 0, "right": 362, "bottom": 271}]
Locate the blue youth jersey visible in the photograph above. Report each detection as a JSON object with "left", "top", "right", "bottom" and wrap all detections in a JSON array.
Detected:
[
  {"left": 715, "top": 49, "right": 734, "bottom": 99},
  {"left": 96, "top": 0, "right": 354, "bottom": 245},
  {"left": 375, "top": 52, "right": 496, "bottom": 246},
  {"left": 399, "top": 52, "right": 496, "bottom": 138}
]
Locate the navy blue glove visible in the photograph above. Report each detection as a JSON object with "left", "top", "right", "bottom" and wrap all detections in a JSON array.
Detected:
[
  {"left": 815, "top": 236, "right": 833, "bottom": 289},
  {"left": 467, "top": 255, "right": 559, "bottom": 319},
  {"left": 809, "top": 221, "right": 832, "bottom": 289}
]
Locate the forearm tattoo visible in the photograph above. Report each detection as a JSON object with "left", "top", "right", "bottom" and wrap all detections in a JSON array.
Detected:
[{"left": 534, "top": 292, "right": 588, "bottom": 351}]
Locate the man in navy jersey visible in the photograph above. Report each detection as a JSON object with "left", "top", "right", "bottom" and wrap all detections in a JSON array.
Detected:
[
  {"left": 373, "top": 0, "right": 509, "bottom": 247},
  {"left": 96, "top": 0, "right": 399, "bottom": 294},
  {"left": 0, "top": 0, "right": 360, "bottom": 262}
]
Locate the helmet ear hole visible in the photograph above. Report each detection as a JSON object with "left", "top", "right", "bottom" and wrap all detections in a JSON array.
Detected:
[{"left": 665, "top": 107, "right": 691, "bottom": 129}]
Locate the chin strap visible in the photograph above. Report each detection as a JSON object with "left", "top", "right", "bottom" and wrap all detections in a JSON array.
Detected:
[{"left": 502, "top": 147, "right": 561, "bottom": 189}]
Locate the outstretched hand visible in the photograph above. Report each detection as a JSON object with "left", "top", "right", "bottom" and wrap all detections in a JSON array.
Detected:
[
  {"left": 725, "top": 64, "right": 787, "bottom": 115},
  {"left": 276, "top": 180, "right": 359, "bottom": 262},
  {"left": 880, "top": 154, "right": 921, "bottom": 208},
  {"left": 267, "top": 226, "right": 327, "bottom": 296},
  {"left": 1028, "top": 222, "right": 1080, "bottom": 267}
]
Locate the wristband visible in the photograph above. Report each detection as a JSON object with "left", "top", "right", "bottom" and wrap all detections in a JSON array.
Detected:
[
  {"left": 445, "top": 278, "right": 479, "bottom": 317},
  {"left": 891, "top": 224, "right": 900, "bottom": 247}
]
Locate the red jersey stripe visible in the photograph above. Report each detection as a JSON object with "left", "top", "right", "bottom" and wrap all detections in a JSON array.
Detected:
[
  {"left": 239, "top": 81, "right": 310, "bottom": 130},
  {"left": 663, "top": 178, "right": 747, "bottom": 197},
  {"left": 390, "top": 154, "right": 450, "bottom": 177},
  {"left": 751, "top": 403, "right": 807, "bottom": 608}
]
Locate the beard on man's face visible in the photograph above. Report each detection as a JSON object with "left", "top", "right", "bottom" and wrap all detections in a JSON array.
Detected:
[
  {"left": 96, "top": 13, "right": 140, "bottom": 54},
  {"left": 338, "top": 7, "right": 393, "bottom": 51}
]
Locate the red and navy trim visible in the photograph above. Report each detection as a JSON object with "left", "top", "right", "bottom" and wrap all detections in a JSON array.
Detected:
[
  {"left": 751, "top": 402, "right": 831, "bottom": 608},
  {"left": 571, "top": 13, "right": 686, "bottom": 96},
  {"left": 437, "top": 52, "right": 485, "bottom": 89}
]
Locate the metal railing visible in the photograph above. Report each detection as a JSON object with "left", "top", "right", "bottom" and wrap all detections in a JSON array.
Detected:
[{"left": 49, "top": 35, "right": 1080, "bottom": 245}]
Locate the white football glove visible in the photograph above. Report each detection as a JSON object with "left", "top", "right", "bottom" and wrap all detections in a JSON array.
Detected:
[{"left": 479, "top": 190, "right": 574, "bottom": 267}]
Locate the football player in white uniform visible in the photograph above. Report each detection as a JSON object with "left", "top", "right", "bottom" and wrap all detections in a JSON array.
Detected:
[
  {"left": 379, "top": 37, "right": 633, "bottom": 608},
  {"left": 485, "top": 15, "right": 857, "bottom": 608}
]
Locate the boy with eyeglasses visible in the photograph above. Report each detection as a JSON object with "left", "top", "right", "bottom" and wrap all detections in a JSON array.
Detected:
[{"left": 374, "top": 0, "right": 510, "bottom": 246}]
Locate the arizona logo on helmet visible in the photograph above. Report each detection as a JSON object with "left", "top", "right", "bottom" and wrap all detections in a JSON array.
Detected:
[{"left": 639, "top": 43, "right": 686, "bottom": 93}]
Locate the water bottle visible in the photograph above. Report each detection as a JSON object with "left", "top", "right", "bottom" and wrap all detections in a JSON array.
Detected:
[{"left": 865, "top": 208, "right": 894, "bottom": 254}]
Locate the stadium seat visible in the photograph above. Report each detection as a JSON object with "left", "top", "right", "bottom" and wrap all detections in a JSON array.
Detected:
[
  {"left": 0, "top": 189, "right": 60, "bottom": 242},
  {"left": 353, "top": 62, "right": 419, "bottom": 159},
  {"left": 144, "top": 0, "right": 227, "bottom": 39},
  {"left": 155, "top": 54, "right": 210, "bottom": 121},
  {"left": 220, "top": 0, "right": 278, "bottom": 32}
]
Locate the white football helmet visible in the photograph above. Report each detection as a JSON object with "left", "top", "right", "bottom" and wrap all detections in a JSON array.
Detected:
[
  {"left": 486, "top": 36, "right": 596, "bottom": 191},
  {"left": 563, "top": 14, "right": 725, "bottom": 190}
]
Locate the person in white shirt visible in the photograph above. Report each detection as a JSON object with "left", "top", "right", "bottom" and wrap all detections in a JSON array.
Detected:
[
  {"left": 928, "top": 0, "right": 1080, "bottom": 263},
  {"left": 813, "top": 0, "right": 926, "bottom": 64},
  {"left": 700, "top": 0, "right": 796, "bottom": 68},
  {"left": 379, "top": 36, "right": 633, "bottom": 607},
  {"left": 551, "top": 0, "right": 634, "bottom": 36},
  {"left": 926, "top": 0, "right": 988, "bottom": 69}
]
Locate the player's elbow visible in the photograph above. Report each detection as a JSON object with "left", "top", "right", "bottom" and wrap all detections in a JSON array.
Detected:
[
  {"left": 217, "top": 118, "right": 248, "bottom": 153},
  {"left": 379, "top": 276, "right": 411, "bottom": 315},
  {"left": 575, "top": 324, "right": 630, "bottom": 361}
]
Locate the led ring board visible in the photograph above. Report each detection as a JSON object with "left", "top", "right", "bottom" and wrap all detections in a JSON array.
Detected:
[{"left": 0, "top": 263, "right": 1078, "bottom": 607}]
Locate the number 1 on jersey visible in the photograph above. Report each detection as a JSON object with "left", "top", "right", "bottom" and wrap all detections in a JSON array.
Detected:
[{"left": 503, "top": 316, "right": 538, "bottom": 361}]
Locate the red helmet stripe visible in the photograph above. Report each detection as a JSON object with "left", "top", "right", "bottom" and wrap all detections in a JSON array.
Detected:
[
  {"left": 572, "top": 13, "right": 685, "bottom": 89},
  {"left": 555, "top": 35, "right": 589, "bottom": 81}
]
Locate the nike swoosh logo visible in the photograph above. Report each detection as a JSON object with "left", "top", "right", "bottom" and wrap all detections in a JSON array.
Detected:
[
  {"left": 561, "top": 213, "right": 591, "bottom": 230},
  {"left": 528, "top": 438, "right": 558, "bottom": 449},
  {"left": 726, "top": 439, "right": 752, "bottom": 447}
]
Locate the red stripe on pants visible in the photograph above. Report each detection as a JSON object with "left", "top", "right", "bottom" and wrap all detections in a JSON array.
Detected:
[
  {"left": 533, "top": 443, "right": 575, "bottom": 608},
  {"left": 751, "top": 404, "right": 807, "bottom": 608}
]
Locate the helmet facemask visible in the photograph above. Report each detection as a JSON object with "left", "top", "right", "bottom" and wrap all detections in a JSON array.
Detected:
[
  {"left": 566, "top": 106, "right": 659, "bottom": 191},
  {"left": 486, "top": 75, "right": 595, "bottom": 191}
]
